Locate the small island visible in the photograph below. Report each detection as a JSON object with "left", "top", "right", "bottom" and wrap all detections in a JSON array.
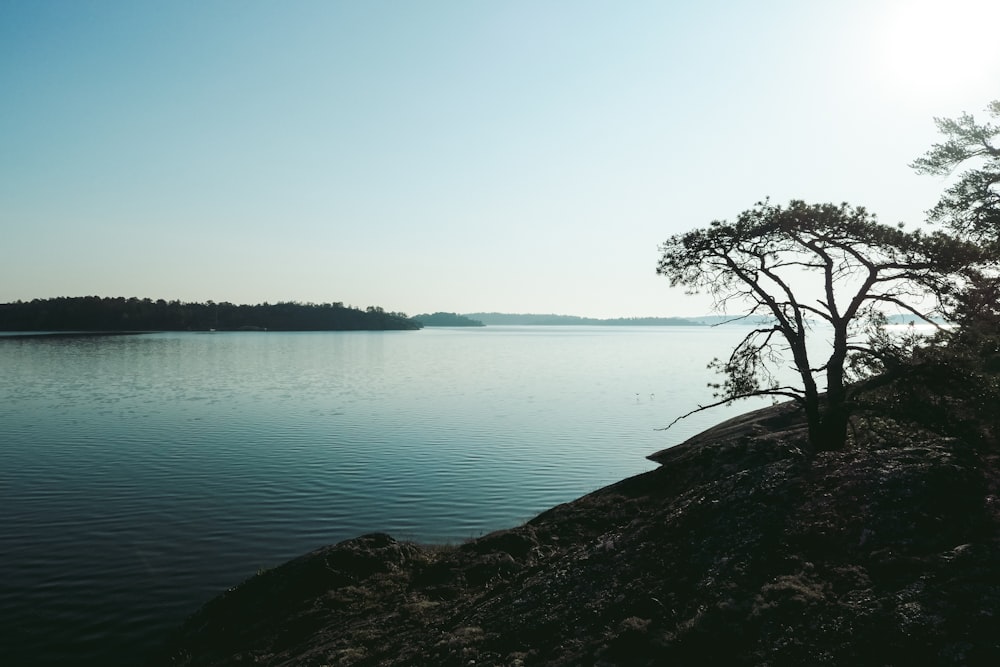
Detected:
[{"left": 413, "top": 312, "right": 486, "bottom": 327}]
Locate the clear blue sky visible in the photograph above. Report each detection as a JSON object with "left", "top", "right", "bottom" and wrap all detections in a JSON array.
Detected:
[{"left": 2, "top": 0, "right": 998, "bottom": 318}]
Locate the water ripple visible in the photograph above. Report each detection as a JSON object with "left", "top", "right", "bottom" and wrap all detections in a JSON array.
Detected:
[{"left": 0, "top": 327, "right": 767, "bottom": 665}]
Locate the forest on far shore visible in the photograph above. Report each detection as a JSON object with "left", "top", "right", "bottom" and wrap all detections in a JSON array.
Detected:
[{"left": 0, "top": 296, "right": 422, "bottom": 332}]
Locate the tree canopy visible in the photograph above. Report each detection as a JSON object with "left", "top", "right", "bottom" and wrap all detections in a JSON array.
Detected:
[
  {"left": 657, "top": 199, "right": 981, "bottom": 451},
  {"left": 897, "top": 100, "right": 1000, "bottom": 444},
  {"left": 911, "top": 100, "right": 1000, "bottom": 244}
]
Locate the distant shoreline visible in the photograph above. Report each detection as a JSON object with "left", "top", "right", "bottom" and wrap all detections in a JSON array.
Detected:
[
  {"left": 0, "top": 297, "right": 421, "bottom": 332},
  {"left": 0, "top": 331, "right": 155, "bottom": 340},
  {"left": 463, "top": 313, "right": 704, "bottom": 326}
]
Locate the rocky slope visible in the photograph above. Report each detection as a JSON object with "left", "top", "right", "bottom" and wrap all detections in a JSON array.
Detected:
[{"left": 154, "top": 404, "right": 1000, "bottom": 666}]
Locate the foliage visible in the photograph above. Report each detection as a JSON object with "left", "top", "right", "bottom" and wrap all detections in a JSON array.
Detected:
[
  {"left": 855, "top": 320, "right": 1000, "bottom": 448},
  {"left": 0, "top": 296, "right": 422, "bottom": 332},
  {"left": 911, "top": 100, "right": 1000, "bottom": 244},
  {"left": 413, "top": 312, "right": 485, "bottom": 327},
  {"left": 657, "top": 199, "right": 981, "bottom": 451},
  {"left": 880, "top": 100, "right": 1000, "bottom": 445}
]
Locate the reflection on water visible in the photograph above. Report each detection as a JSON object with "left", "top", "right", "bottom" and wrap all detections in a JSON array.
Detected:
[{"left": 0, "top": 327, "right": 769, "bottom": 665}]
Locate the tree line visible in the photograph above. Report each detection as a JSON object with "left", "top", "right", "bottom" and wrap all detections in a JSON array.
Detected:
[
  {"left": 0, "top": 297, "right": 422, "bottom": 332},
  {"left": 413, "top": 312, "right": 486, "bottom": 327}
]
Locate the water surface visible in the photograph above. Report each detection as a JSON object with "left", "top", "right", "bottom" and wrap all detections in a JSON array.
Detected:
[{"left": 0, "top": 326, "right": 769, "bottom": 665}]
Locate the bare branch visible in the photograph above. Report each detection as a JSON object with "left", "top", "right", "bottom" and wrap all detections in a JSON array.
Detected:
[{"left": 657, "top": 389, "right": 804, "bottom": 431}]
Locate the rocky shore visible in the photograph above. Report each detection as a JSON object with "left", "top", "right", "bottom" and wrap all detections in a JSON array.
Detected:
[{"left": 153, "top": 403, "right": 1000, "bottom": 665}]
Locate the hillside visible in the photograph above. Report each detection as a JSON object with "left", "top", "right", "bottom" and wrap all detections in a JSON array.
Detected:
[{"left": 153, "top": 402, "right": 1000, "bottom": 665}]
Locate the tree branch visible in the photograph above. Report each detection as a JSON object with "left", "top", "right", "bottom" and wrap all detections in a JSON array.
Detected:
[{"left": 658, "top": 389, "right": 804, "bottom": 431}]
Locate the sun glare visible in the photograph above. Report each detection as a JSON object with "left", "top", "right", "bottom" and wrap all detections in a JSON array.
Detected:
[{"left": 874, "top": 0, "right": 1000, "bottom": 98}]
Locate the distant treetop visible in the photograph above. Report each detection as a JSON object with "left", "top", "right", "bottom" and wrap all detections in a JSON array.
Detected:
[
  {"left": 412, "top": 312, "right": 485, "bottom": 327},
  {"left": 0, "top": 297, "right": 422, "bottom": 332}
]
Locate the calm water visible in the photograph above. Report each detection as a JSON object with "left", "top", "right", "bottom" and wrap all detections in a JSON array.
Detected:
[{"left": 0, "top": 326, "right": 770, "bottom": 665}]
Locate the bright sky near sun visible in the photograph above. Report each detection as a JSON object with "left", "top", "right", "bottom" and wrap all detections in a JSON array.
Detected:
[{"left": 2, "top": 0, "right": 998, "bottom": 318}]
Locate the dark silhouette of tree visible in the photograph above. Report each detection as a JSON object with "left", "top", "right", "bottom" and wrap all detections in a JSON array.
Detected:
[
  {"left": 657, "top": 199, "right": 980, "bottom": 452},
  {"left": 895, "top": 101, "right": 1000, "bottom": 444},
  {"left": 910, "top": 100, "right": 1000, "bottom": 328},
  {"left": 911, "top": 100, "right": 1000, "bottom": 244}
]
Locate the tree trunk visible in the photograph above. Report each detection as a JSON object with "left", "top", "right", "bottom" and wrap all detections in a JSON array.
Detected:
[
  {"left": 815, "top": 401, "right": 849, "bottom": 452},
  {"left": 803, "top": 381, "right": 850, "bottom": 452},
  {"left": 817, "top": 324, "right": 851, "bottom": 452},
  {"left": 804, "top": 393, "right": 824, "bottom": 451},
  {"left": 789, "top": 333, "right": 846, "bottom": 452}
]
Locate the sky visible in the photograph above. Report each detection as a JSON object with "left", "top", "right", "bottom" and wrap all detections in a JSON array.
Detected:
[{"left": 2, "top": 1, "right": 999, "bottom": 318}]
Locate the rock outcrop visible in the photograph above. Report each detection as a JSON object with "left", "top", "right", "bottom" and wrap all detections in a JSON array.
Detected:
[{"left": 154, "top": 404, "right": 1000, "bottom": 665}]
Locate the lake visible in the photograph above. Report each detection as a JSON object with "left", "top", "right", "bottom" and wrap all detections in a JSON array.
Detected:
[{"left": 0, "top": 326, "right": 774, "bottom": 665}]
